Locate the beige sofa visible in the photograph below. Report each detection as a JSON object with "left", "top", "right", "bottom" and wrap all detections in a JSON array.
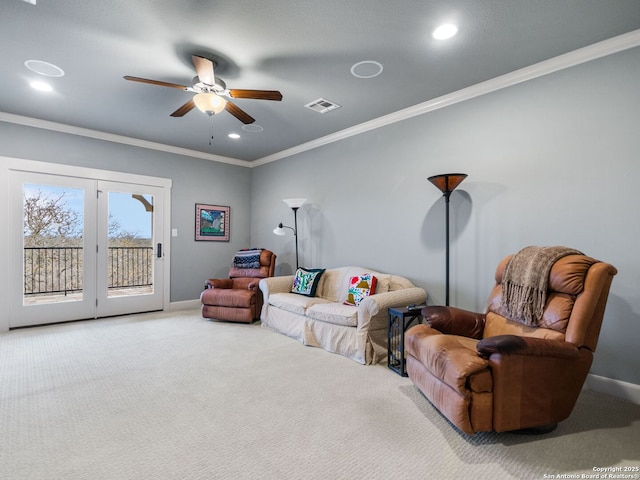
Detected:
[{"left": 259, "top": 266, "right": 426, "bottom": 364}]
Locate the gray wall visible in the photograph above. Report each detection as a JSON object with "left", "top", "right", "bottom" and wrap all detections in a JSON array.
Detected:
[
  {"left": 0, "top": 123, "right": 252, "bottom": 302},
  {"left": 251, "top": 46, "right": 640, "bottom": 386}
]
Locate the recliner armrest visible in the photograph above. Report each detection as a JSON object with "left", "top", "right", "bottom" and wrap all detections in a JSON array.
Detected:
[
  {"left": 205, "top": 278, "right": 233, "bottom": 289},
  {"left": 422, "top": 306, "right": 485, "bottom": 339},
  {"left": 477, "top": 335, "right": 581, "bottom": 359}
]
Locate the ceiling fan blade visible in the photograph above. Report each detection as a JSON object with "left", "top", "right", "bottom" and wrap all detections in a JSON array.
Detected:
[
  {"left": 170, "top": 99, "right": 196, "bottom": 117},
  {"left": 123, "top": 76, "right": 189, "bottom": 90},
  {"left": 225, "top": 101, "right": 255, "bottom": 124},
  {"left": 192, "top": 55, "right": 215, "bottom": 86},
  {"left": 229, "top": 89, "right": 283, "bottom": 101}
]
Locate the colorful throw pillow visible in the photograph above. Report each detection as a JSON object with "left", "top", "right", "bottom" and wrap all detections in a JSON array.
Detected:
[
  {"left": 344, "top": 273, "right": 377, "bottom": 306},
  {"left": 291, "top": 268, "right": 325, "bottom": 297}
]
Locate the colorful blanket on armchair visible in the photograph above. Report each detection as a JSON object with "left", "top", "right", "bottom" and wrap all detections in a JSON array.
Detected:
[
  {"left": 500, "top": 246, "right": 583, "bottom": 326},
  {"left": 232, "top": 248, "right": 264, "bottom": 269}
]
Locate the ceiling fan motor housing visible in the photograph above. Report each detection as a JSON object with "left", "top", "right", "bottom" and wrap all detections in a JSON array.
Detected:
[{"left": 192, "top": 76, "right": 228, "bottom": 95}]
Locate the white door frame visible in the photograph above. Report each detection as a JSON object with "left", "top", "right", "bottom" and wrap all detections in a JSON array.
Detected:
[{"left": 0, "top": 156, "right": 172, "bottom": 331}]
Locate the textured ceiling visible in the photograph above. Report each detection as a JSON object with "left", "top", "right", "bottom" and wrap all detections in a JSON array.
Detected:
[{"left": 2, "top": 0, "right": 640, "bottom": 162}]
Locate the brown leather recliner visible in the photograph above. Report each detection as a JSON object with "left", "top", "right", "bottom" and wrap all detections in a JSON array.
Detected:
[
  {"left": 405, "top": 250, "right": 617, "bottom": 434},
  {"left": 201, "top": 249, "right": 276, "bottom": 323}
]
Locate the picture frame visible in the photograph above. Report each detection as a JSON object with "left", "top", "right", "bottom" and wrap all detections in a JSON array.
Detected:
[{"left": 195, "top": 204, "right": 230, "bottom": 242}]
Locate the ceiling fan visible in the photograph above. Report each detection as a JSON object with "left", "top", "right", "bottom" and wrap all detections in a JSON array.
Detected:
[{"left": 124, "top": 55, "right": 282, "bottom": 124}]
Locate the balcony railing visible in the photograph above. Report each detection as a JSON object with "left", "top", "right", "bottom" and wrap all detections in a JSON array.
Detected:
[{"left": 24, "top": 246, "right": 153, "bottom": 296}]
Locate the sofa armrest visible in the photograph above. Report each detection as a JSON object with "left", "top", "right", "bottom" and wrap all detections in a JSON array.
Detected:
[
  {"left": 358, "top": 287, "right": 427, "bottom": 330},
  {"left": 423, "top": 306, "right": 485, "bottom": 339},
  {"left": 477, "top": 335, "right": 581, "bottom": 360},
  {"left": 259, "top": 275, "right": 294, "bottom": 298},
  {"left": 205, "top": 278, "right": 233, "bottom": 289}
]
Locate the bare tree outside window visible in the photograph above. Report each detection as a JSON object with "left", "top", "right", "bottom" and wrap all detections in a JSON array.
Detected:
[{"left": 23, "top": 189, "right": 82, "bottom": 247}]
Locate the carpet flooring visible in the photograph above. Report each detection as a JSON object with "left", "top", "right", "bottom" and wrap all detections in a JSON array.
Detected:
[{"left": 1, "top": 309, "right": 639, "bottom": 480}]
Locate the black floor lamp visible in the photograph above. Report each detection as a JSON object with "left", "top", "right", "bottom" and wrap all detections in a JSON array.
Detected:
[
  {"left": 273, "top": 198, "right": 306, "bottom": 270},
  {"left": 428, "top": 173, "right": 467, "bottom": 306}
]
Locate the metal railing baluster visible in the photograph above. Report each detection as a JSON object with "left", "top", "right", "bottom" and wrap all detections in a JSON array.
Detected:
[{"left": 23, "top": 246, "right": 153, "bottom": 296}]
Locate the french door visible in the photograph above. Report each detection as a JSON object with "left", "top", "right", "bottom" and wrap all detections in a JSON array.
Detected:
[
  {"left": 97, "top": 180, "right": 164, "bottom": 318},
  {"left": 9, "top": 171, "right": 166, "bottom": 327}
]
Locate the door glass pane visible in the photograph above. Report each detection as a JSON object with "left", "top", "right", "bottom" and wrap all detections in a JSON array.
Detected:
[
  {"left": 107, "top": 192, "right": 154, "bottom": 298},
  {"left": 23, "top": 183, "right": 84, "bottom": 305}
]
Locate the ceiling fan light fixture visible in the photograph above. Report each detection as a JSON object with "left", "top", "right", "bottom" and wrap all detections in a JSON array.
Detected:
[{"left": 193, "top": 93, "right": 227, "bottom": 115}]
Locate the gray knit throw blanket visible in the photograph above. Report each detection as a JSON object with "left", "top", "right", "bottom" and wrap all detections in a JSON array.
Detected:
[{"left": 500, "top": 246, "right": 583, "bottom": 326}]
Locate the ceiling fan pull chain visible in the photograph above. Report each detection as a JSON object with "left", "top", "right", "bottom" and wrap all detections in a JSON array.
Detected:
[{"left": 209, "top": 118, "right": 214, "bottom": 146}]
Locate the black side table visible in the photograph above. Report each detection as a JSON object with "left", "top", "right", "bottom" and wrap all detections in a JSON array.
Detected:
[{"left": 388, "top": 306, "right": 424, "bottom": 376}]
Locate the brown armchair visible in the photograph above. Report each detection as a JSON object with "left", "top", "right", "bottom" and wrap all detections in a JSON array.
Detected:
[
  {"left": 201, "top": 249, "right": 276, "bottom": 323},
  {"left": 405, "top": 249, "right": 617, "bottom": 434}
]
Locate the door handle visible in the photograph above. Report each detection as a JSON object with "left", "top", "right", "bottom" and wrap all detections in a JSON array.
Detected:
[{"left": 157, "top": 243, "right": 162, "bottom": 258}]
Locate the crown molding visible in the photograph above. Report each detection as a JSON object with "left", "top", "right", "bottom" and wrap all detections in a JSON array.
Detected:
[
  {"left": 0, "top": 112, "right": 250, "bottom": 168},
  {"left": 253, "top": 29, "right": 640, "bottom": 167}
]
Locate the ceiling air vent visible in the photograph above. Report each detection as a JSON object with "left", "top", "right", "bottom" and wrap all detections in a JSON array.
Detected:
[{"left": 305, "top": 98, "right": 341, "bottom": 114}]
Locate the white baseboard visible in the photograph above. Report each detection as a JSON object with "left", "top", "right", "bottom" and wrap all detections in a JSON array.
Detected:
[
  {"left": 585, "top": 373, "right": 640, "bottom": 405},
  {"left": 168, "top": 299, "right": 201, "bottom": 311}
]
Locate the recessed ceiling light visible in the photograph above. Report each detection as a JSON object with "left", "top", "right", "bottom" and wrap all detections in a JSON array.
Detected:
[
  {"left": 432, "top": 24, "right": 458, "bottom": 40},
  {"left": 228, "top": 133, "right": 240, "bottom": 139},
  {"left": 24, "top": 59, "right": 65, "bottom": 77},
  {"left": 350, "top": 60, "right": 383, "bottom": 79},
  {"left": 242, "top": 124, "right": 263, "bottom": 133},
  {"left": 30, "top": 81, "right": 52, "bottom": 92}
]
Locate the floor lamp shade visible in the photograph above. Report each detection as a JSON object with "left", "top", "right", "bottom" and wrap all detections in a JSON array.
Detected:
[
  {"left": 282, "top": 198, "right": 307, "bottom": 209},
  {"left": 428, "top": 174, "right": 467, "bottom": 195},
  {"left": 428, "top": 173, "right": 467, "bottom": 306}
]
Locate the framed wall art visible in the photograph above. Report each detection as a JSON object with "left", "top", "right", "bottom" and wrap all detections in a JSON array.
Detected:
[{"left": 195, "top": 203, "right": 230, "bottom": 242}]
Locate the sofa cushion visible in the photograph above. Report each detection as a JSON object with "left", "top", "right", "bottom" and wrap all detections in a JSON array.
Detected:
[
  {"left": 268, "top": 292, "right": 331, "bottom": 315},
  {"left": 291, "top": 268, "right": 325, "bottom": 297},
  {"left": 344, "top": 273, "right": 377, "bottom": 306},
  {"left": 306, "top": 303, "right": 358, "bottom": 327},
  {"left": 315, "top": 269, "right": 343, "bottom": 302}
]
